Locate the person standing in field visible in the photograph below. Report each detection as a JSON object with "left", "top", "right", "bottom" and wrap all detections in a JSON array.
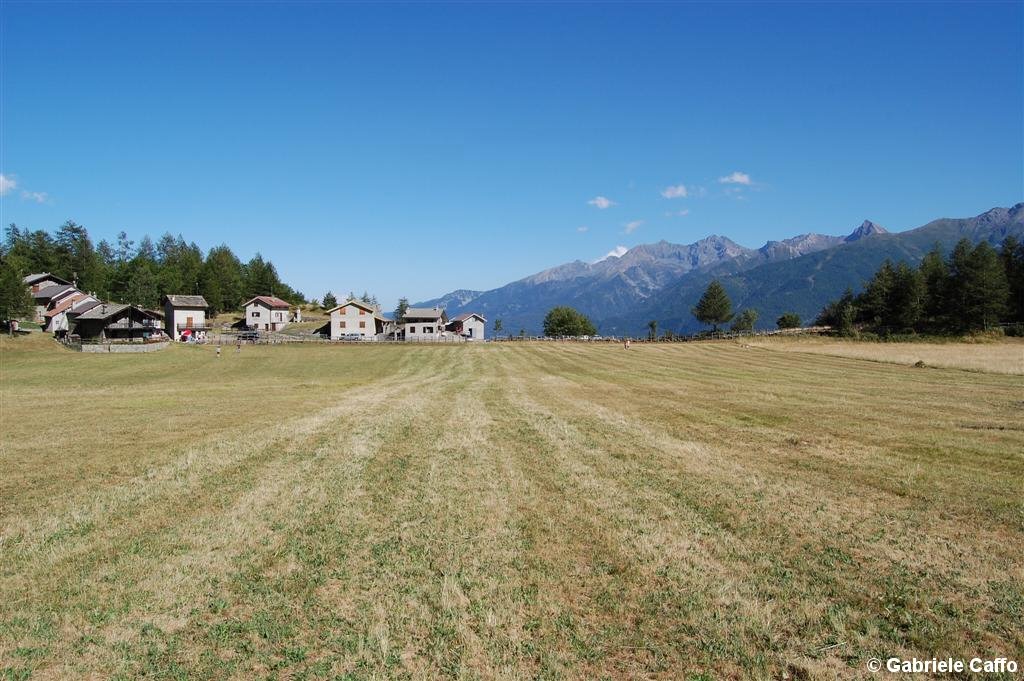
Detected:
[
  {"left": 624, "top": 338, "right": 631, "bottom": 350},
  {"left": 216, "top": 345, "right": 221, "bottom": 358}
]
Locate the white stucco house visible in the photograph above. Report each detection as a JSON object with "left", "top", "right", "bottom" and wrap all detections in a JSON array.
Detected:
[
  {"left": 447, "top": 313, "right": 487, "bottom": 340},
  {"left": 403, "top": 307, "right": 449, "bottom": 341},
  {"left": 243, "top": 295, "right": 291, "bottom": 332},
  {"left": 326, "top": 299, "right": 386, "bottom": 340},
  {"left": 162, "top": 294, "right": 210, "bottom": 340}
]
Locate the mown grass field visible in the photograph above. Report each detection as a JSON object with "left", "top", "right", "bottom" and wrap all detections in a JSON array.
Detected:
[{"left": 1, "top": 333, "right": 1022, "bottom": 679}]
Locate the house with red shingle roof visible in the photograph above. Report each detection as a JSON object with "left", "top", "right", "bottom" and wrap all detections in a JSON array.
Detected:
[{"left": 243, "top": 295, "right": 292, "bottom": 332}]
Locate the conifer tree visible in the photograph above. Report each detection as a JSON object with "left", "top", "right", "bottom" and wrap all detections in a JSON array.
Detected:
[{"left": 691, "top": 280, "right": 733, "bottom": 332}]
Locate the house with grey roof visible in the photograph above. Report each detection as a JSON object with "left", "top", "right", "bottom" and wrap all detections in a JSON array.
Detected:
[
  {"left": 24, "top": 272, "right": 71, "bottom": 293},
  {"left": 162, "top": 294, "right": 210, "bottom": 340},
  {"left": 326, "top": 299, "right": 387, "bottom": 340},
  {"left": 447, "top": 312, "right": 487, "bottom": 340},
  {"left": 402, "top": 307, "right": 449, "bottom": 341},
  {"left": 71, "top": 303, "right": 163, "bottom": 343},
  {"left": 45, "top": 292, "right": 100, "bottom": 335},
  {"left": 30, "top": 283, "right": 81, "bottom": 322}
]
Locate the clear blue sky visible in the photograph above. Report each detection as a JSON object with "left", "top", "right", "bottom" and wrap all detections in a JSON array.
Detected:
[{"left": 2, "top": 1, "right": 1021, "bottom": 307}]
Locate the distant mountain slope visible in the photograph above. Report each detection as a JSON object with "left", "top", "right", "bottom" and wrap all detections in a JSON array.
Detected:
[
  {"left": 416, "top": 204, "right": 1023, "bottom": 335},
  {"left": 413, "top": 289, "right": 484, "bottom": 310}
]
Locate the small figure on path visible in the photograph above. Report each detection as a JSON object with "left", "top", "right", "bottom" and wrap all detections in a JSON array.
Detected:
[
  {"left": 624, "top": 339, "right": 631, "bottom": 350},
  {"left": 236, "top": 339, "right": 241, "bottom": 353},
  {"left": 216, "top": 345, "right": 221, "bottom": 358}
]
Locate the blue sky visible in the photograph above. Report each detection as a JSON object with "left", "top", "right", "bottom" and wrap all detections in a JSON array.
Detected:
[{"left": 2, "top": 1, "right": 1021, "bottom": 307}]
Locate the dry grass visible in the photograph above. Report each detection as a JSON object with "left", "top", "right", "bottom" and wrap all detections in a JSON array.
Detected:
[
  {"left": 747, "top": 336, "right": 1024, "bottom": 375},
  {"left": 1, "top": 333, "right": 1022, "bottom": 679}
]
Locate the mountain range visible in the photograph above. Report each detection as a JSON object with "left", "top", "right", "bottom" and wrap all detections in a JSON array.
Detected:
[{"left": 415, "top": 204, "right": 1024, "bottom": 335}]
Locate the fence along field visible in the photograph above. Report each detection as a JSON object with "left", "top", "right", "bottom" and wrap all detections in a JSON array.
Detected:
[{"left": 1, "top": 333, "right": 1022, "bottom": 679}]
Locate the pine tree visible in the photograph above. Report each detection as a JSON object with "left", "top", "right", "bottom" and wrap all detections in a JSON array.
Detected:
[
  {"left": 395, "top": 297, "right": 409, "bottom": 322},
  {"left": 691, "top": 280, "right": 733, "bottom": 332},
  {"left": 1000, "top": 236, "right": 1024, "bottom": 323},
  {"left": 199, "top": 245, "right": 244, "bottom": 313},
  {"left": 0, "top": 255, "right": 33, "bottom": 322},
  {"left": 816, "top": 288, "right": 856, "bottom": 336},
  {"left": 887, "top": 261, "right": 924, "bottom": 331},
  {"left": 322, "top": 291, "right": 338, "bottom": 309},
  {"left": 949, "top": 239, "right": 1009, "bottom": 330},
  {"left": 856, "top": 259, "right": 895, "bottom": 327},
  {"left": 647, "top": 319, "right": 658, "bottom": 340},
  {"left": 918, "top": 243, "right": 949, "bottom": 329},
  {"left": 126, "top": 260, "right": 159, "bottom": 309}
]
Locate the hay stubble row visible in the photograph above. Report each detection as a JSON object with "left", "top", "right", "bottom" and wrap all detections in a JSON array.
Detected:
[{"left": 1, "top": 335, "right": 1021, "bottom": 679}]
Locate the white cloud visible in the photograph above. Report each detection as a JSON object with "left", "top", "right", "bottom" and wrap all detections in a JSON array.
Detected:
[
  {"left": 718, "top": 171, "right": 752, "bottom": 185},
  {"left": 0, "top": 174, "right": 16, "bottom": 196},
  {"left": 624, "top": 220, "right": 643, "bottom": 234},
  {"left": 594, "top": 245, "right": 628, "bottom": 263},
  {"left": 21, "top": 190, "right": 48, "bottom": 204},
  {"left": 664, "top": 209, "right": 691, "bottom": 217},
  {"left": 588, "top": 196, "right": 615, "bottom": 210},
  {"left": 576, "top": 226, "right": 589, "bottom": 233},
  {"left": 661, "top": 184, "right": 688, "bottom": 199}
]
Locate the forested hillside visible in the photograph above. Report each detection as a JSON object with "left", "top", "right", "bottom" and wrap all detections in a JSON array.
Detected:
[{"left": 1, "top": 221, "right": 304, "bottom": 313}]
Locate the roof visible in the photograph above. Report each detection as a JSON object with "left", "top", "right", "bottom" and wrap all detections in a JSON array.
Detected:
[
  {"left": 32, "top": 283, "right": 77, "bottom": 300},
  {"left": 404, "top": 307, "right": 447, "bottom": 321},
  {"left": 243, "top": 295, "right": 291, "bottom": 309},
  {"left": 74, "top": 303, "right": 131, "bottom": 321},
  {"left": 73, "top": 303, "right": 156, "bottom": 322},
  {"left": 45, "top": 293, "right": 95, "bottom": 317},
  {"left": 23, "top": 272, "right": 71, "bottom": 286},
  {"left": 67, "top": 299, "right": 102, "bottom": 317},
  {"left": 451, "top": 312, "right": 487, "bottom": 323},
  {"left": 162, "top": 294, "right": 209, "bottom": 308}
]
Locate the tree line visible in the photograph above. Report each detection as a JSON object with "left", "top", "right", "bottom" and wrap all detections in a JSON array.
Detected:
[
  {"left": 816, "top": 237, "right": 1024, "bottom": 335},
  {"left": 1, "top": 221, "right": 306, "bottom": 316}
]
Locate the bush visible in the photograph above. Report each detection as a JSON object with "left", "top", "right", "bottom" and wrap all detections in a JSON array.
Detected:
[
  {"left": 543, "top": 307, "right": 596, "bottom": 337},
  {"left": 777, "top": 312, "right": 801, "bottom": 329}
]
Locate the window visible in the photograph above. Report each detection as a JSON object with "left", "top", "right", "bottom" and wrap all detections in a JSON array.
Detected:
[
  {"left": 359, "top": 308, "right": 366, "bottom": 315},
  {"left": 252, "top": 310, "right": 261, "bottom": 318},
  {"left": 359, "top": 321, "right": 366, "bottom": 329},
  {"left": 409, "top": 326, "right": 416, "bottom": 333},
  {"left": 424, "top": 326, "right": 433, "bottom": 333},
  {"left": 339, "top": 321, "right": 346, "bottom": 328}
]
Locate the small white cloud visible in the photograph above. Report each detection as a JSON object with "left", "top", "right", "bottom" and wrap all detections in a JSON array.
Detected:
[
  {"left": 0, "top": 174, "right": 16, "bottom": 196},
  {"left": 664, "top": 209, "right": 690, "bottom": 217},
  {"left": 576, "top": 226, "right": 589, "bottom": 233},
  {"left": 588, "top": 196, "right": 615, "bottom": 210},
  {"left": 718, "top": 171, "right": 752, "bottom": 185},
  {"left": 624, "top": 220, "right": 643, "bottom": 234},
  {"left": 661, "top": 184, "right": 688, "bottom": 199},
  {"left": 21, "top": 190, "right": 48, "bottom": 204},
  {"left": 594, "top": 245, "right": 628, "bottom": 263}
]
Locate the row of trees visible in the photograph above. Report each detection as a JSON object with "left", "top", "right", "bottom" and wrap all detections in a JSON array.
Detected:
[
  {"left": 319, "top": 291, "right": 380, "bottom": 310},
  {"left": 1, "top": 222, "right": 305, "bottom": 314},
  {"left": 690, "top": 280, "right": 800, "bottom": 333},
  {"left": 816, "top": 237, "right": 1023, "bottom": 335}
]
